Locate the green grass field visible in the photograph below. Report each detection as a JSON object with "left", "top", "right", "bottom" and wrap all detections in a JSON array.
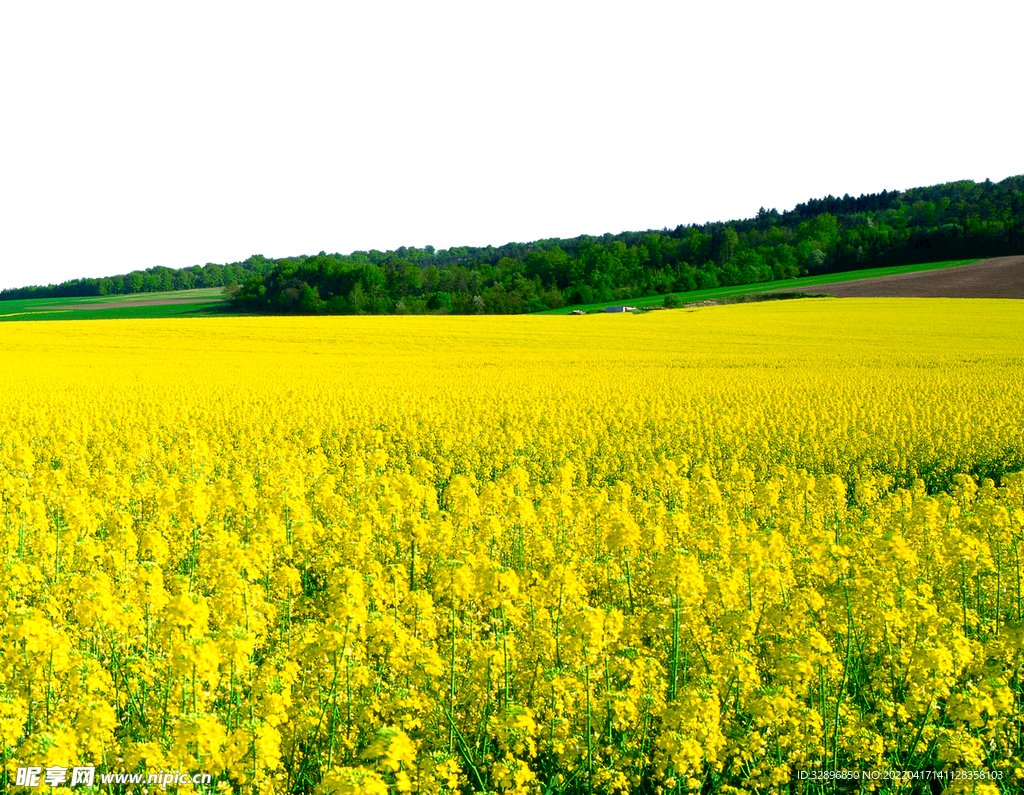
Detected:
[
  {"left": 535, "top": 258, "right": 980, "bottom": 314},
  {"left": 0, "top": 288, "right": 235, "bottom": 322}
]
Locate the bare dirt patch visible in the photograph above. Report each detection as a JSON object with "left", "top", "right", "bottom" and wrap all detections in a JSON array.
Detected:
[
  {"left": 45, "top": 298, "right": 224, "bottom": 311},
  {"left": 800, "top": 256, "right": 1024, "bottom": 299}
]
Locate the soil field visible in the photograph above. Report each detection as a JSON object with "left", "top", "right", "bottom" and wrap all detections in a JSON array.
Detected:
[
  {"left": 798, "top": 255, "right": 1024, "bottom": 298},
  {"left": 45, "top": 297, "right": 222, "bottom": 310}
]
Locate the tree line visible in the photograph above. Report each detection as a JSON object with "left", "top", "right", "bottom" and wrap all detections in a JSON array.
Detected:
[
  {"left": 231, "top": 176, "right": 1023, "bottom": 314},
  {"left": 0, "top": 258, "right": 275, "bottom": 301},
  {"left": 6, "top": 176, "right": 1021, "bottom": 312}
]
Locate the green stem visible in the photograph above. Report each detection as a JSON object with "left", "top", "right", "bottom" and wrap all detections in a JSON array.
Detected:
[
  {"left": 624, "top": 555, "right": 635, "bottom": 614},
  {"left": 996, "top": 541, "right": 1001, "bottom": 635},
  {"left": 440, "top": 700, "right": 487, "bottom": 793},
  {"left": 346, "top": 652, "right": 352, "bottom": 748},
  {"left": 585, "top": 663, "right": 593, "bottom": 794},
  {"left": 962, "top": 560, "right": 969, "bottom": 637},
  {"left": 832, "top": 585, "right": 854, "bottom": 778},
  {"left": 409, "top": 530, "right": 416, "bottom": 592},
  {"left": 450, "top": 603, "right": 457, "bottom": 754},
  {"left": 668, "top": 594, "right": 680, "bottom": 701},
  {"left": 45, "top": 649, "right": 53, "bottom": 725},
  {"left": 500, "top": 605, "right": 510, "bottom": 710}
]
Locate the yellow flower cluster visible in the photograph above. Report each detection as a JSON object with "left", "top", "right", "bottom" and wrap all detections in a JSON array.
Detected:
[{"left": 1, "top": 299, "right": 1023, "bottom": 794}]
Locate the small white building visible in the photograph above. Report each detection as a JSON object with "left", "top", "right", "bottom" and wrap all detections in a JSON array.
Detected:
[{"left": 605, "top": 306, "right": 638, "bottom": 313}]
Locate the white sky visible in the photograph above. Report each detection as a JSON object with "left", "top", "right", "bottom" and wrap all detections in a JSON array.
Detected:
[{"left": 0, "top": 1, "right": 1020, "bottom": 291}]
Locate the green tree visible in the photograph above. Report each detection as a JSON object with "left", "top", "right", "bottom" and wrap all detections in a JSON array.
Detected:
[
  {"left": 718, "top": 226, "right": 740, "bottom": 264},
  {"left": 202, "top": 264, "right": 224, "bottom": 287},
  {"left": 349, "top": 282, "right": 367, "bottom": 314}
]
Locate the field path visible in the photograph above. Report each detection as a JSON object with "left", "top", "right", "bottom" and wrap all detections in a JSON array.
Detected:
[{"left": 802, "top": 255, "right": 1024, "bottom": 298}]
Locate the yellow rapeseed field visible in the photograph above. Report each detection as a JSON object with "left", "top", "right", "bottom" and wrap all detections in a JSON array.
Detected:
[{"left": 2, "top": 299, "right": 1023, "bottom": 794}]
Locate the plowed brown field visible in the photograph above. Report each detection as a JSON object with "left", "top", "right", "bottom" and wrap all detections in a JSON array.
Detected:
[{"left": 806, "top": 256, "right": 1024, "bottom": 298}]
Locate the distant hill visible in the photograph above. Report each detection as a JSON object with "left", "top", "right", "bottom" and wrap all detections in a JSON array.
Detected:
[
  {"left": 0, "top": 257, "right": 274, "bottom": 302},
  {"left": 4, "top": 176, "right": 1021, "bottom": 313},
  {"left": 229, "top": 176, "right": 1023, "bottom": 315}
]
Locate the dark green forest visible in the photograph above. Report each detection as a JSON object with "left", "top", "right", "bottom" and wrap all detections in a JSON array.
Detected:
[
  {"left": 6, "top": 176, "right": 1022, "bottom": 313},
  {"left": 231, "top": 176, "right": 1023, "bottom": 314}
]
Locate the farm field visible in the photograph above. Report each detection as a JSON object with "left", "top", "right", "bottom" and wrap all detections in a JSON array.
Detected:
[
  {"left": 0, "top": 288, "right": 231, "bottom": 322},
  {"left": 534, "top": 260, "right": 984, "bottom": 314},
  {"left": 2, "top": 301, "right": 1024, "bottom": 794},
  {"left": 0, "top": 259, "right": 997, "bottom": 322},
  {"left": 802, "top": 257, "right": 1024, "bottom": 300}
]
